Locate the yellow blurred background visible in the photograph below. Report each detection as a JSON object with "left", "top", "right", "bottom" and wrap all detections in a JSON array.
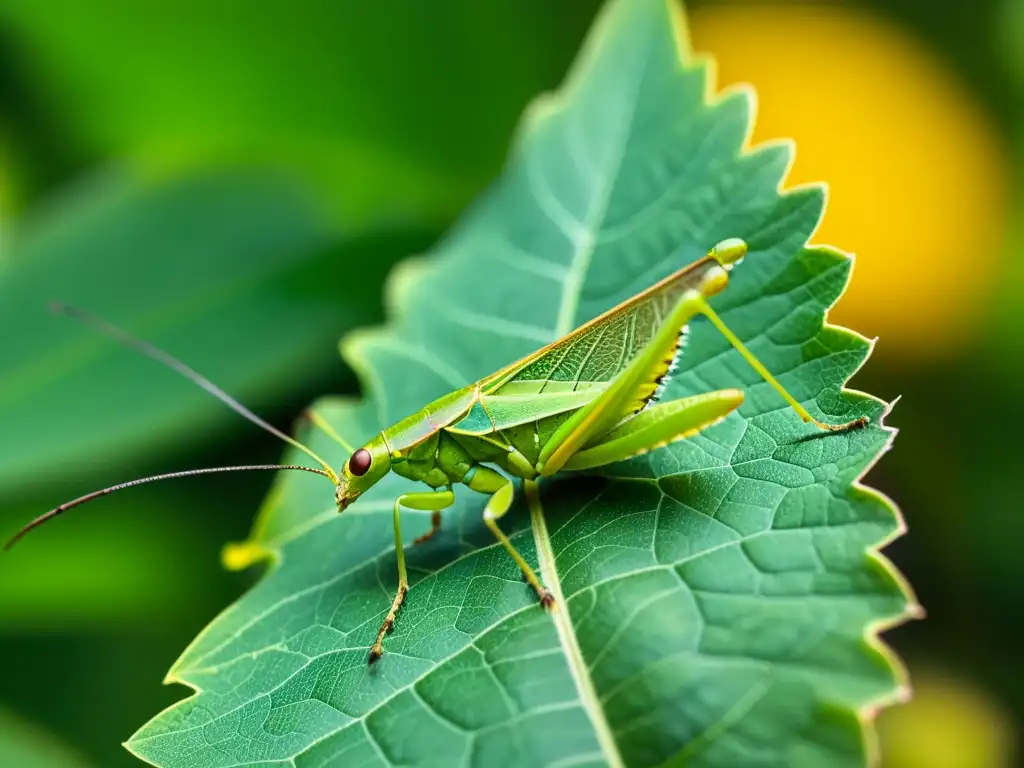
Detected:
[
  {"left": 691, "top": 3, "right": 1020, "bottom": 765},
  {"left": 692, "top": 3, "right": 1009, "bottom": 358}
]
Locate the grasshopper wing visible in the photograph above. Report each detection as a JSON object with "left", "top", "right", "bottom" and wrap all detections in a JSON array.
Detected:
[{"left": 481, "top": 254, "right": 724, "bottom": 417}]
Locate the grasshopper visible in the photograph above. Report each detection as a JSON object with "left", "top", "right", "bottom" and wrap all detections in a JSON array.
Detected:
[{"left": 5, "top": 237, "right": 866, "bottom": 663}]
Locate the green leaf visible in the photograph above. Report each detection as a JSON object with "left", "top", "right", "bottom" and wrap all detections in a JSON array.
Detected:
[
  {"left": 0, "top": 168, "right": 425, "bottom": 496},
  {"left": 0, "top": 0, "right": 600, "bottom": 220},
  {"left": 0, "top": 493, "right": 213, "bottom": 628},
  {"left": 128, "top": 1, "right": 915, "bottom": 765}
]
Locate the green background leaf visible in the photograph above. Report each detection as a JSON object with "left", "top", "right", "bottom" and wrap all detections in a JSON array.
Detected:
[
  {"left": 0, "top": 708, "right": 94, "bottom": 768},
  {"left": 127, "top": 0, "right": 913, "bottom": 765},
  {"left": 1, "top": 493, "right": 211, "bottom": 628},
  {"left": 0, "top": 168, "right": 430, "bottom": 497},
  {"left": 0, "top": 0, "right": 601, "bottom": 221}
]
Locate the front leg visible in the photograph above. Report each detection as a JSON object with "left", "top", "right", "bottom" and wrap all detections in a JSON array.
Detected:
[{"left": 370, "top": 489, "right": 454, "bottom": 664}]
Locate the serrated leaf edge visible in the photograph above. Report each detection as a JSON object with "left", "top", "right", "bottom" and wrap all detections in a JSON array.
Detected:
[
  {"left": 127, "top": 1, "right": 920, "bottom": 765},
  {"left": 677, "top": 7, "right": 922, "bottom": 758}
]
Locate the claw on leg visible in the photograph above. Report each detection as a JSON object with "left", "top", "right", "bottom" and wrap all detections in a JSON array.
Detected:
[
  {"left": 369, "top": 583, "right": 408, "bottom": 664},
  {"left": 521, "top": 569, "right": 554, "bottom": 607},
  {"left": 369, "top": 490, "right": 453, "bottom": 664},
  {"left": 819, "top": 415, "right": 869, "bottom": 432}
]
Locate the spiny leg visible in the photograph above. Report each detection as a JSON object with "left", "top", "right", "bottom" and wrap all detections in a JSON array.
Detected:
[
  {"left": 466, "top": 466, "right": 553, "bottom": 607},
  {"left": 537, "top": 279, "right": 707, "bottom": 476},
  {"left": 370, "top": 489, "right": 454, "bottom": 664},
  {"left": 562, "top": 389, "right": 745, "bottom": 471},
  {"left": 537, "top": 284, "right": 866, "bottom": 477}
]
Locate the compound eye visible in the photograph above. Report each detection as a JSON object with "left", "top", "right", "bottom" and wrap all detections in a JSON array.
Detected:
[{"left": 348, "top": 448, "right": 372, "bottom": 477}]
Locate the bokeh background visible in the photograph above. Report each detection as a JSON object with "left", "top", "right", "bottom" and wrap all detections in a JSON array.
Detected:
[{"left": 0, "top": 0, "right": 1019, "bottom": 765}]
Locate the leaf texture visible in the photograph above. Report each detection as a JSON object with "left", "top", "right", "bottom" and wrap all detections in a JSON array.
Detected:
[{"left": 128, "top": 1, "right": 915, "bottom": 766}]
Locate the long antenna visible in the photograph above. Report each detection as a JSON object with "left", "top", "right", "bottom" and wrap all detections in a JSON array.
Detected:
[
  {"left": 4, "top": 464, "right": 331, "bottom": 551},
  {"left": 51, "top": 303, "right": 339, "bottom": 482}
]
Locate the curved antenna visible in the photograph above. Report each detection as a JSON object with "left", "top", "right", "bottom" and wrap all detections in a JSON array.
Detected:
[
  {"left": 51, "top": 303, "right": 339, "bottom": 482},
  {"left": 4, "top": 464, "right": 332, "bottom": 551}
]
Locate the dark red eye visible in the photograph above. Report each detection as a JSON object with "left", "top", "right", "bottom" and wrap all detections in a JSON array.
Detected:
[{"left": 349, "top": 448, "right": 372, "bottom": 477}]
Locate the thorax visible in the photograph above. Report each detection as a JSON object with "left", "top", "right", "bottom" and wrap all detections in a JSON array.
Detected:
[{"left": 382, "top": 384, "right": 479, "bottom": 455}]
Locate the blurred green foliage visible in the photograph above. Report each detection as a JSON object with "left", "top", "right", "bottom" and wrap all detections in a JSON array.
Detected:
[
  {"left": 0, "top": 707, "right": 92, "bottom": 767},
  {"left": 0, "top": 0, "right": 603, "bottom": 222},
  {"left": 0, "top": 0, "right": 1020, "bottom": 766},
  {"left": 1, "top": 170, "right": 387, "bottom": 493}
]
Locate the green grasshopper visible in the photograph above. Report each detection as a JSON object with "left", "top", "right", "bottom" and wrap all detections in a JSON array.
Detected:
[{"left": 6, "top": 237, "right": 866, "bottom": 663}]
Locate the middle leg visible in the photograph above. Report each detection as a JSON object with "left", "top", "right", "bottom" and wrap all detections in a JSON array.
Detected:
[{"left": 466, "top": 466, "right": 553, "bottom": 608}]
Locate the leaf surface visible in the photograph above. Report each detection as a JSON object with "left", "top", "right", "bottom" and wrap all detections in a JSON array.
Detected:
[{"left": 129, "top": 2, "right": 914, "bottom": 765}]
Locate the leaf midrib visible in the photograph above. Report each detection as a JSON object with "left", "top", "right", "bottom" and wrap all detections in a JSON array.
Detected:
[
  {"left": 528, "top": 484, "right": 625, "bottom": 768},
  {"left": 523, "top": 12, "right": 654, "bottom": 765}
]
